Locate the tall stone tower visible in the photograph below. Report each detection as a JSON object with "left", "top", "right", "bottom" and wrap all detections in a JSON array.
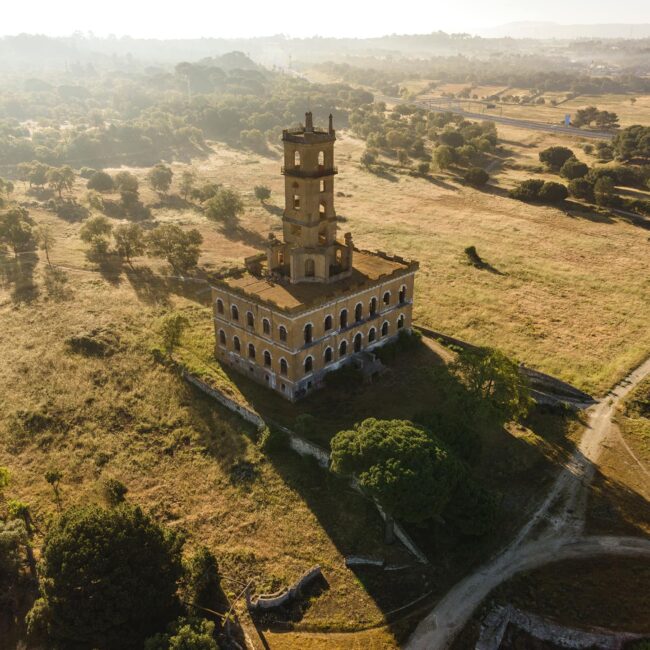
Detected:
[{"left": 266, "top": 112, "right": 353, "bottom": 284}]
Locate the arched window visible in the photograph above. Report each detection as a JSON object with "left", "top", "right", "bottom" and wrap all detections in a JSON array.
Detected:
[
  {"left": 381, "top": 321, "right": 389, "bottom": 337},
  {"left": 335, "top": 249, "right": 343, "bottom": 265},
  {"left": 324, "top": 315, "right": 332, "bottom": 331},
  {"left": 219, "top": 329, "right": 226, "bottom": 345},
  {"left": 279, "top": 325, "right": 287, "bottom": 342},
  {"left": 354, "top": 332, "right": 362, "bottom": 352},
  {"left": 354, "top": 303, "right": 363, "bottom": 323},
  {"left": 368, "top": 327, "right": 376, "bottom": 342},
  {"left": 340, "top": 309, "right": 348, "bottom": 329},
  {"left": 399, "top": 285, "right": 407, "bottom": 304},
  {"left": 294, "top": 150, "right": 300, "bottom": 168},
  {"left": 304, "top": 356, "right": 313, "bottom": 374},
  {"left": 320, "top": 179, "right": 325, "bottom": 192},
  {"left": 248, "top": 343, "right": 256, "bottom": 359},
  {"left": 280, "top": 358, "right": 288, "bottom": 376},
  {"left": 318, "top": 230, "right": 327, "bottom": 245},
  {"left": 324, "top": 347, "right": 333, "bottom": 363},
  {"left": 231, "top": 305, "right": 239, "bottom": 321},
  {"left": 216, "top": 298, "right": 224, "bottom": 315},
  {"left": 264, "top": 350, "right": 272, "bottom": 367},
  {"left": 339, "top": 340, "right": 347, "bottom": 357},
  {"left": 369, "top": 297, "right": 378, "bottom": 316},
  {"left": 246, "top": 311, "right": 254, "bottom": 328},
  {"left": 233, "top": 336, "right": 241, "bottom": 352},
  {"left": 383, "top": 291, "right": 390, "bottom": 306},
  {"left": 397, "top": 314, "right": 405, "bottom": 329},
  {"left": 319, "top": 201, "right": 326, "bottom": 219},
  {"left": 293, "top": 194, "right": 300, "bottom": 209},
  {"left": 304, "top": 323, "right": 313, "bottom": 344},
  {"left": 318, "top": 150, "right": 325, "bottom": 167},
  {"left": 263, "top": 318, "right": 270, "bottom": 335}
]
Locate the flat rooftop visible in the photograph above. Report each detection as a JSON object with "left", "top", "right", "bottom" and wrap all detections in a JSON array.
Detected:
[{"left": 212, "top": 249, "right": 418, "bottom": 315}]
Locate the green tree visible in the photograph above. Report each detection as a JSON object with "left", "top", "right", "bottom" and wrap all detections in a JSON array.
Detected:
[
  {"left": 114, "top": 171, "right": 139, "bottom": 194},
  {"left": 147, "top": 224, "right": 203, "bottom": 273},
  {"left": 46, "top": 166, "right": 75, "bottom": 198},
  {"left": 253, "top": 185, "right": 271, "bottom": 202},
  {"left": 568, "top": 178, "right": 595, "bottom": 202},
  {"left": 80, "top": 215, "right": 113, "bottom": 259},
  {"left": 439, "top": 130, "right": 464, "bottom": 148},
  {"left": 102, "top": 478, "right": 128, "bottom": 507},
  {"left": 509, "top": 179, "right": 544, "bottom": 202},
  {"left": 113, "top": 223, "right": 146, "bottom": 266},
  {"left": 434, "top": 145, "right": 455, "bottom": 170},
  {"left": 360, "top": 149, "right": 376, "bottom": 167},
  {"left": 87, "top": 171, "right": 114, "bottom": 193},
  {"left": 148, "top": 164, "right": 174, "bottom": 197},
  {"left": 560, "top": 157, "right": 589, "bottom": 180},
  {"left": 36, "top": 224, "right": 55, "bottom": 267},
  {"left": 594, "top": 176, "right": 617, "bottom": 206},
  {"left": 451, "top": 347, "right": 532, "bottom": 422},
  {"left": 179, "top": 170, "right": 197, "bottom": 200},
  {"left": 538, "top": 181, "right": 568, "bottom": 204},
  {"left": 182, "top": 546, "right": 221, "bottom": 611},
  {"left": 417, "top": 162, "right": 430, "bottom": 175},
  {"left": 25, "top": 161, "right": 50, "bottom": 188},
  {"left": 30, "top": 505, "right": 183, "bottom": 650},
  {"left": 331, "top": 418, "right": 462, "bottom": 542},
  {"left": 144, "top": 617, "right": 218, "bottom": 650},
  {"left": 205, "top": 188, "right": 244, "bottom": 222},
  {"left": 159, "top": 312, "right": 189, "bottom": 356},
  {"left": 44, "top": 470, "right": 63, "bottom": 511},
  {"left": 539, "top": 146, "right": 575, "bottom": 170},
  {"left": 0, "top": 207, "right": 35, "bottom": 257}
]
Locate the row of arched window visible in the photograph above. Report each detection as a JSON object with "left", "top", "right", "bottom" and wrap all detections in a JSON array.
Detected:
[
  {"left": 216, "top": 286, "right": 408, "bottom": 344},
  {"left": 218, "top": 315, "right": 405, "bottom": 377}
]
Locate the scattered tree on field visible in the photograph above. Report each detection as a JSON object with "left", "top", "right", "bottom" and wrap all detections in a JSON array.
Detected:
[
  {"left": 144, "top": 617, "right": 218, "bottom": 650},
  {"left": 46, "top": 166, "right": 75, "bottom": 198},
  {"left": 28, "top": 505, "right": 183, "bottom": 649},
  {"left": 36, "top": 224, "right": 55, "bottom": 266},
  {"left": 159, "top": 312, "right": 190, "bottom": 356},
  {"left": 44, "top": 469, "right": 63, "bottom": 511},
  {"left": 538, "top": 181, "right": 569, "bottom": 203},
  {"left": 102, "top": 478, "right": 128, "bottom": 507},
  {"left": 253, "top": 185, "right": 271, "bottom": 202},
  {"left": 87, "top": 171, "right": 114, "bottom": 193},
  {"left": 147, "top": 224, "right": 203, "bottom": 273},
  {"left": 148, "top": 164, "right": 174, "bottom": 197},
  {"left": 0, "top": 207, "right": 36, "bottom": 257},
  {"left": 560, "top": 157, "right": 589, "bottom": 180},
  {"left": 594, "top": 176, "right": 617, "bottom": 206},
  {"left": 205, "top": 188, "right": 244, "bottom": 222},
  {"left": 434, "top": 145, "right": 455, "bottom": 170},
  {"left": 114, "top": 171, "right": 139, "bottom": 194},
  {"left": 539, "top": 146, "right": 574, "bottom": 170},
  {"left": 360, "top": 149, "right": 376, "bottom": 167},
  {"left": 80, "top": 215, "right": 113, "bottom": 258},
  {"left": 179, "top": 169, "right": 197, "bottom": 200},
  {"left": 113, "top": 223, "right": 146, "bottom": 267},
  {"left": 331, "top": 418, "right": 462, "bottom": 543},
  {"left": 568, "top": 178, "right": 595, "bottom": 202},
  {"left": 464, "top": 167, "right": 489, "bottom": 187}
]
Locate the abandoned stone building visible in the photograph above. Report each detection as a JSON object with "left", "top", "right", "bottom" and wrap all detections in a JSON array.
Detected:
[{"left": 211, "top": 112, "right": 418, "bottom": 400}]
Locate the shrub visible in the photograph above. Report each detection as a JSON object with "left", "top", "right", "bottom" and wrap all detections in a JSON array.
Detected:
[
  {"left": 87, "top": 171, "right": 114, "bottom": 193},
  {"left": 464, "top": 167, "right": 489, "bottom": 187},
  {"left": 568, "top": 178, "right": 595, "bottom": 202},
  {"left": 509, "top": 179, "right": 544, "bottom": 201},
  {"left": 439, "top": 130, "right": 464, "bottom": 148},
  {"left": 205, "top": 188, "right": 244, "bottom": 222},
  {"left": 102, "top": 478, "right": 128, "bottom": 506},
  {"left": 539, "top": 146, "right": 574, "bottom": 170},
  {"left": 559, "top": 157, "right": 589, "bottom": 180},
  {"left": 538, "top": 181, "right": 568, "bottom": 203},
  {"left": 253, "top": 185, "right": 271, "bottom": 202},
  {"left": 360, "top": 149, "right": 377, "bottom": 166}
]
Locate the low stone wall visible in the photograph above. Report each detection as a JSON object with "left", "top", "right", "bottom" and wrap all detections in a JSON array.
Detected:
[
  {"left": 270, "top": 421, "right": 330, "bottom": 468},
  {"left": 247, "top": 566, "right": 322, "bottom": 611},
  {"left": 182, "top": 371, "right": 265, "bottom": 429}
]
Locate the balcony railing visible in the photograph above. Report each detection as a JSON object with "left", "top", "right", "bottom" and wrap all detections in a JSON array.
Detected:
[{"left": 281, "top": 165, "right": 338, "bottom": 178}]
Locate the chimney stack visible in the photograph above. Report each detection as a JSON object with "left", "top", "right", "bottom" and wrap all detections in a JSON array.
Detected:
[{"left": 305, "top": 111, "right": 313, "bottom": 132}]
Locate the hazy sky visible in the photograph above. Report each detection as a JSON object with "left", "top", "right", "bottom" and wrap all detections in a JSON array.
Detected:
[{"left": 3, "top": 0, "right": 650, "bottom": 38}]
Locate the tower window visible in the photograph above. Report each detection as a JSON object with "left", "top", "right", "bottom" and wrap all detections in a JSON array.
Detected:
[
  {"left": 263, "top": 318, "right": 270, "bottom": 335},
  {"left": 304, "top": 356, "right": 313, "bottom": 374},
  {"left": 246, "top": 311, "right": 254, "bottom": 328},
  {"left": 305, "top": 259, "right": 315, "bottom": 277},
  {"left": 280, "top": 358, "right": 288, "bottom": 376},
  {"left": 354, "top": 303, "right": 363, "bottom": 323},
  {"left": 279, "top": 325, "right": 287, "bottom": 342},
  {"left": 264, "top": 350, "right": 272, "bottom": 367},
  {"left": 248, "top": 343, "right": 256, "bottom": 359},
  {"left": 231, "top": 305, "right": 239, "bottom": 321},
  {"left": 383, "top": 291, "right": 390, "bottom": 306},
  {"left": 318, "top": 230, "right": 327, "bottom": 245},
  {"left": 233, "top": 336, "right": 241, "bottom": 352},
  {"left": 368, "top": 327, "right": 376, "bottom": 342},
  {"left": 369, "top": 297, "right": 377, "bottom": 316},
  {"left": 219, "top": 329, "right": 226, "bottom": 345},
  {"left": 304, "top": 323, "right": 313, "bottom": 344},
  {"left": 381, "top": 321, "right": 389, "bottom": 337},
  {"left": 339, "top": 340, "right": 347, "bottom": 357},
  {"left": 293, "top": 194, "right": 300, "bottom": 209},
  {"left": 318, "top": 150, "right": 325, "bottom": 167},
  {"left": 320, "top": 180, "right": 325, "bottom": 192},
  {"left": 324, "top": 347, "right": 333, "bottom": 363},
  {"left": 324, "top": 315, "right": 332, "bottom": 331},
  {"left": 354, "top": 332, "right": 362, "bottom": 352},
  {"left": 319, "top": 201, "right": 326, "bottom": 219},
  {"left": 397, "top": 314, "right": 405, "bottom": 329},
  {"left": 216, "top": 298, "right": 224, "bottom": 314},
  {"left": 294, "top": 150, "right": 300, "bottom": 168},
  {"left": 340, "top": 309, "right": 348, "bottom": 329},
  {"left": 399, "top": 285, "right": 407, "bottom": 304}
]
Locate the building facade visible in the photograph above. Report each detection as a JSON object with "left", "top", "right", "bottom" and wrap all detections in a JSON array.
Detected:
[{"left": 211, "top": 113, "right": 418, "bottom": 401}]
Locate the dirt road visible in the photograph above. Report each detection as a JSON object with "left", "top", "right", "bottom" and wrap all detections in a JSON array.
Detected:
[{"left": 405, "top": 356, "right": 650, "bottom": 650}]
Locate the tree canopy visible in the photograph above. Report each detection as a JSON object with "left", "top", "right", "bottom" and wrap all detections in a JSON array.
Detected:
[{"left": 147, "top": 224, "right": 203, "bottom": 273}]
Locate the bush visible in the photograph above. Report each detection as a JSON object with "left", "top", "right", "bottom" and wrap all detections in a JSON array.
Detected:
[
  {"left": 464, "top": 167, "right": 489, "bottom": 187},
  {"left": 538, "top": 181, "right": 568, "bottom": 203},
  {"left": 559, "top": 157, "right": 589, "bottom": 180},
  {"left": 509, "top": 179, "right": 544, "bottom": 201},
  {"left": 360, "top": 149, "right": 377, "bottom": 166},
  {"left": 79, "top": 167, "right": 97, "bottom": 179},
  {"left": 253, "top": 185, "right": 271, "bottom": 202},
  {"left": 102, "top": 478, "right": 128, "bottom": 506},
  {"left": 87, "top": 171, "right": 114, "bottom": 193},
  {"left": 205, "top": 188, "right": 244, "bottom": 222},
  {"left": 539, "top": 146, "right": 574, "bottom": 170}
]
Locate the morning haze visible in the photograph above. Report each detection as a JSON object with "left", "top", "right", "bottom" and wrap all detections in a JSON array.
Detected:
[{"left": 0, "top": 1, "right": 649, "bottom": 649}]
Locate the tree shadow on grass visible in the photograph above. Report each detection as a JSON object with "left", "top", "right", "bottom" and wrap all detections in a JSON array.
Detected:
[
  {"left": 421, "top": 174, "right": 460, "bottom": 191},
  {"left": 0, "top": 250, "right": 40, "bottom": 304},
  {"left": 217, "top": 219, "right": 267, "bottom": 249},
  {"left": 367, "top": 166, "right": 399, "bottom": 183},
  {"left": 262, "top": 203, "right": 283, "bottom": 218}
]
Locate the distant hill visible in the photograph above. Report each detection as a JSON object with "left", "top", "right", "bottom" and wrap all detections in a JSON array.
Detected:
[{"left": 479, "top": 21, "right": 650, "bottom": 39}]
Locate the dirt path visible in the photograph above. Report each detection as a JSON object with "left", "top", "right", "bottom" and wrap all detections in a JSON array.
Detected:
[{"left": 405, "top": 356, "right": 650, "bottom": 650}]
